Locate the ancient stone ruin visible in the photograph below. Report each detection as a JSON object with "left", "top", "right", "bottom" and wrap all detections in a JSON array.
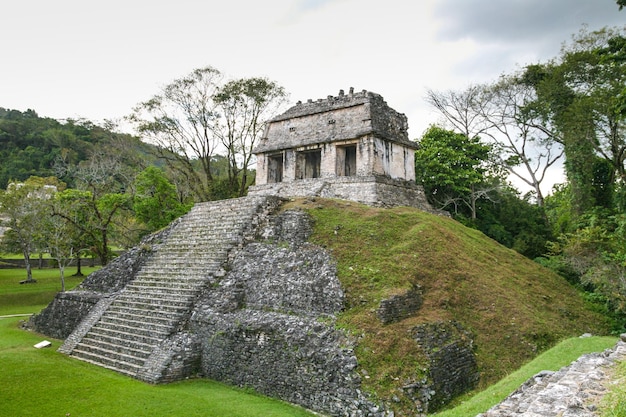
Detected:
[
  {"left": 249, "top": 88, "right": 437, "bottom": 212},
  {"left": 28, "top": 90, "right": 474, "bottom": 416}
]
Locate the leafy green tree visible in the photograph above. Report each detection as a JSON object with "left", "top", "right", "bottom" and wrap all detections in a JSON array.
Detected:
[
  {"left": 214, "top": 77, "right": 288, "bottom": 196},
  {"left": 415, "top": 126, "right": 492, "bottom": 219},
  {"left": 524, "top": 26, "right": 626, "bottom": 216},
  {"left": 128, "top": 67, "right": 224, "bottom": 202},
  {"left": 53, "top": 189, "right": 130, "bottom": 266},
  {"left": 474, "top": 186, "right": 552, "bottom": 259},
  {"left": 42, "top": 210, "right": 76, "bottom": 292},
  {"left": 133, "top": 166, "right": 191, "bottom": 231},
  {"left": 53, "top": 149, "right": 135, "bottom": 266},
  {"left": 0, "top": 177, "right": 60, "bottom": 282},
  {"left": 129, "top": 67, "right": 287, "bottom": 201}
]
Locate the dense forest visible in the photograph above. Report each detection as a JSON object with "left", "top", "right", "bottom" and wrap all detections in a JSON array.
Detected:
[{"left": 1, "top": 26, "right": 626, "bottom": 327}]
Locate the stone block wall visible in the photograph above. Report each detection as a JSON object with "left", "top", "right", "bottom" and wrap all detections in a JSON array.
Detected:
[
  {"left": 189, "top": 209, "right": 389, "bottom": 416},
  {"left": 249, "top": 175, "right": 444, "bottom": 214},
  {"left": 408, "top": 321, "right": 480, "bottom": 413},
  {"left": 28, "top": 291, "right": 103, "bottom": 339},
  {"left": 376, "top": 284, "right": 423, "bottom": 325}
]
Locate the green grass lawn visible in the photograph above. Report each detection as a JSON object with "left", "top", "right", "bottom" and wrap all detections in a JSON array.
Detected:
[
  {"left": 0, "top": 316, "right": 315, "bottom": 417},
  {"left": 0, "top": 266, "right": 314, "bottom": 417},
  {"left": 0, "top": 266, "right": 100, "bottom": 316},
  {"left": 0, "top": 260, "right": 622, "bottom": 416}
]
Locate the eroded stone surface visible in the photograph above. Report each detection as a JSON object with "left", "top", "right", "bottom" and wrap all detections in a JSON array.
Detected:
[{"left": 478, "top": 336, "right": 626, "bottom": 417}]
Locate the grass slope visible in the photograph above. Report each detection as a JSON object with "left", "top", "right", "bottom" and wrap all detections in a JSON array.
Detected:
[
  {"left": 291, "top": 198, "right": 613, "bottom": 413},
  {"left": 433, "top": 335, "right": 617, "bottom": 416}
]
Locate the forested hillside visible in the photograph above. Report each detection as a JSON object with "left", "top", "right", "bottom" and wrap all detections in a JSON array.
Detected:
[{"left": 0, "top": 108, "right": 156, "bottom": 189}]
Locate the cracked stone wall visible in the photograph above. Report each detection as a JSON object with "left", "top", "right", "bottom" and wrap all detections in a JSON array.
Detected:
[{"left": 190, "top": 210, "right": 389, "bottom": 416}]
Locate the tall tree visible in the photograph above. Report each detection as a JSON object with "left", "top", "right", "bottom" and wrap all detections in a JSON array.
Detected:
[
  {"left": 427, "top": 80, "right": 563, "bottom": 207},
  {"left": 129, "top": 67, "right": 223, "bottom": 202},
  {"left": 133, "top": 166, "right": 191, "bottom": 231},
  {"left": 0, "top": 177, "right": 60, "bottom": 282},
  {"left": 53, "top": 149, "right": 133, "bottom": 265},
  {"left": 425, "top": 85, "right": 489, "bottom": 138},
  {"left": 479, "top": 74, "right": 564, "bottom": 207},
  {"left": 525, "top": 26, "right": 626, "bottom": 215},
  {"left": 415, "top": 126, "right": 492, "bottom": 220},
  {"left": 213, "top": 77, "right": 288, "bottom": 196}
]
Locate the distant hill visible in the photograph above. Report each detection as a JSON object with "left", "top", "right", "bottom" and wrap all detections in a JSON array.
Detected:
[
  {"left": 295, "top": 198, "right": 612, "bottom": 413},
  {"left": 0, "top": 108, "right": 158, "bottom": 189}
]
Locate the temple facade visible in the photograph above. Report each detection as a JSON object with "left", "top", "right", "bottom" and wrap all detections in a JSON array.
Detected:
[{"left": 248, "top": 88, "right": 435, "bottom": 211}]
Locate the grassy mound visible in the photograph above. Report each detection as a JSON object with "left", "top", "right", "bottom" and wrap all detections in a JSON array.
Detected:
[{"left": 290, "top": 198, "right": 613, "bottom": 412}]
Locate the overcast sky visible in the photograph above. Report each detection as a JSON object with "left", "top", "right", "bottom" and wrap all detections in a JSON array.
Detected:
[{"left": 2, "top": 0, "right": 624, "bottom": 141}]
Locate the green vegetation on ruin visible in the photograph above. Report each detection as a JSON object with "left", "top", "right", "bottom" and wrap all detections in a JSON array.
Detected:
[
  {"left": 433, "top": 335, "right": 617, "bottom": 416},
  {"left": 291, "top": 198, "right": 614, "bottom": 414}
]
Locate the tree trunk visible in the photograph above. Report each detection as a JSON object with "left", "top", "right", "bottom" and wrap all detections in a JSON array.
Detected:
[
  {"left": 59, "top": 265, "right": 65, "bottom": 292},
  {"left": 22, "top": 251, "right": 35, "bottom": 283},
  {"left": 73, "top": 255, "right": 84, "bottom": 277}
]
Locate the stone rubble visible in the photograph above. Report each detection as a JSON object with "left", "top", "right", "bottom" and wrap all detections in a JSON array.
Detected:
[{"left": 478, "top": 334, "right": 626, "bottom": 417}]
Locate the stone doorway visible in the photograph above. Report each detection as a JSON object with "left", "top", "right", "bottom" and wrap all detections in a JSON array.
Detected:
[
  {"left": 336, "top": 144, "right": 357, "bottom": 177},
  {"left": 267, "top": 153, "right": 284, "bottom": 183},
  {"left": 296, "top": 149, "right": 321, "bottom": 179}
]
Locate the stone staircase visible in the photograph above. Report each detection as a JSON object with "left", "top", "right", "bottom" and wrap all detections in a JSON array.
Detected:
[{"left": 59, "top": 196, "right": 278, "bottom": 381}]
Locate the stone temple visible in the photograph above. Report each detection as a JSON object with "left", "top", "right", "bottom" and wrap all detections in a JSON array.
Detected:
[
  {"left": 28, "top": 89, "right": 472, "bottom": 417},
  {"left": 249, "top": 88, "right": 435, "bottom": 212}
]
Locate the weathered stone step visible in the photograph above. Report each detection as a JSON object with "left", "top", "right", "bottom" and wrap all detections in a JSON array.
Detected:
[
  {"left": 145, "top": 248, "right": 229, "bottom": 257},
  {"left": 71, "top": 352, "right": 141, "bottom": 378},
  {"left": 97, "top": 316, "right": 176, "bottom": 335},
  {"left": 78, "top": 332, "right": 154, "bottom": 360},
  {"left": 74, "top": 343, "right": 147, "bottom": 366},
  {"left": 125, "top": 283, "right": 201, "bottom": 294},
  {"left": 126, "top": 280, "right": 206, "bottom": 290},
  {"left": 136, "top": 264, "right": 221, "bottom": 274},
  {"left": 116, "top": 289, "right": 195, "bottom": 302},
  {"left": 104, "top": 308, "right": 181, "bottom": 326},
  {"left": 72, "top": 346, "right": 145, "bottom": 370},
  {"left": 85, "top": 328, "right": 160, "bottom": 347},
  {"left": 113, "top": 296, "right": 191, "bottom": 310},
  {"left": 138, "top": 261, "right": 224, "bottom": 271},
  {"left": 125, "top": 284, "right": 205, "bottom": 294},
  {"left": 60, "top": 195, "right": 276, "bottom": 383}
]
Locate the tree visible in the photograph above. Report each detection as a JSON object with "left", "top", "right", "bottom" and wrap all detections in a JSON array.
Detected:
[
  {"left": 53, "top": 189, "right": 130, "bottom": 266},
  {"left": 53, "top": 150, "right": 133, "bottom": 266},
  {"left": 129, "top": 67, "right": 288, "bottom": 201},
  {"left": 213, "top": 77, "right": 288, "bottom": 196},
  {"left": 618, "top": 0, "right": 626, "bottom": 10},
  {"left": 0, "top": 177, "right": 59, "bottom": 282},
  {"left": 133, "top": 166, "right": 191, "bottom": 231},
  {"left": 427, "top": 80, "right": 563, "bottom": 208},
  {"left": 425, "top": 85, "right": 489, "bottom": 138},
  {"left": 478, "top": 75, "right": 564, "bottom": 207},
  {"left": 415, "top": 126, "right": 493, "bottom": 220},
  {"left": 42, "top": 208, "right": 76, "bottom": 292},
  {"left": 129, "top": 67, "right": 224, "bottom": 202},
  {"left": 524, "top": 26, "right": 626, "bottom": 216}
]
